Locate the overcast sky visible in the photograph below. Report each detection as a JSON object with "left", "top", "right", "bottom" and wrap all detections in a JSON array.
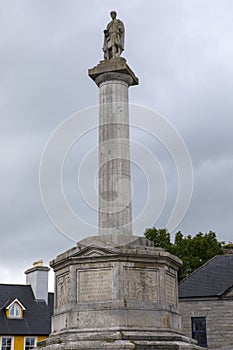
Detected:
[{"left": 1, "top": 0, "right": 232, "bottom": 291}]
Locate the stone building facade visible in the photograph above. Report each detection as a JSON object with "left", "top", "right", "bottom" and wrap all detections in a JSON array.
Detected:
[{"left": 179, "top": 253, "right": 233, "bottom": 349}]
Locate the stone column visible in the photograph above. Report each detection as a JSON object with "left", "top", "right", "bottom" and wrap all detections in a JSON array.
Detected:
[{"left": 88, "top": 57, "right": 138, "bottom": 235}]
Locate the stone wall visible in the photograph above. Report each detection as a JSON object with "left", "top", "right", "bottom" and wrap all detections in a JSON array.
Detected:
[{"left": 179, "top": 298, "right": 233, "bottom": 349}]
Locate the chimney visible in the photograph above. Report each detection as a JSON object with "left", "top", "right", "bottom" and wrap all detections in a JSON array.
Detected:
[{"left": 25, "top": 260, "right": 50, "bottom": 304}]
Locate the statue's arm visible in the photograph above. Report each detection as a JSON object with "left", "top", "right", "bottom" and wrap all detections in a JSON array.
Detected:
[{"left": 117, "top": 20, "right": 124, "bottom": 35}]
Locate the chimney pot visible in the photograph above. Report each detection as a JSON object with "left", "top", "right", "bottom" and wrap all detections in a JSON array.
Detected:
[{"left": 33, "top": 260, "right": 43, "bottom": 267}]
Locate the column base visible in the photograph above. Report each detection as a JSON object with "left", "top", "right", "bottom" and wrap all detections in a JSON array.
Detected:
[
  {"left": 38, "top": 235, "right": 203, "bottom": 350},
  {"left": 37, "top": 330, "right": 202, "bottom": 350}
]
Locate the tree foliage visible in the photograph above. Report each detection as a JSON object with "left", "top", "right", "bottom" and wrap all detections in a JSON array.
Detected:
[{"left": 144, "top": 227, "right": 224, "bottom": 281}]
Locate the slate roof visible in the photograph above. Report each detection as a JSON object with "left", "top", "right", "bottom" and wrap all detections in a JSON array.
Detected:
[
  {"left": 179, "top": 254, "right": 233, "bottom": 298},
  {"left": 0, "top": 284, "right": 54, "bottom": 335}
]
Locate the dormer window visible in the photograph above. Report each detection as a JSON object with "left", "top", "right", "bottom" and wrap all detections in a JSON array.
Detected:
[
  {"left": 9, "top": 303, "right": 21, "bottom": 318},
  {"left": 5, "top": 298, "right": 26, "bottom": 319}
]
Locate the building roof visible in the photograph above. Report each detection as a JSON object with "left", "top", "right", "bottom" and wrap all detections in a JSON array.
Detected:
[
  {"left": 0, "top": 284, "right": 54, "bottom": 335},
  {"left": 179, "top": 254, "right": 233, "bottom": 298},
  {"left": 5, "top": 298, "right": 26, "bottom": 311}
]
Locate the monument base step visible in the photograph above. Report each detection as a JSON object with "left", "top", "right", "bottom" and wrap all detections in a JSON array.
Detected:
[{"left": 37, "top": 330, "right": 202, "bottom": 350}]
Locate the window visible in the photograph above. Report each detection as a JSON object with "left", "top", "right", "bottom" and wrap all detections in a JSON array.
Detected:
[
  {"left": 25, "top": 337, "right": 36, "bottom": 350},
  {"left": 192, "top": 317, "right": 207, "bottom": 347},
  {"left": 1, "top": 337, "right": 13, "bottom": 350},
  {"left": 6, "top": 299, "right": 25, "bottom": 319},
  {"left": 9, "top": 303, "right": 21, "bottom": 318}
]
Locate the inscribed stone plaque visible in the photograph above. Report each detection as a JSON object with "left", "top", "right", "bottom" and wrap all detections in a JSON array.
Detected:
[
  {"left": 124, "top": 268, "right": 158, "bottom": 302},
  {"left": 56, "top": 273, "right": 70, "bottom": 307},
  {"left": 77, "top": 268, "right": 113, "bottom": 302},
  {"left": 165, "top": 272, "right": 176, "bottom": 305}
]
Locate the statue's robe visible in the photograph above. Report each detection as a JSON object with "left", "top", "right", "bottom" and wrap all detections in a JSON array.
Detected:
[{"left": 103, "top": 19, "right": 125, "bottom": 58}]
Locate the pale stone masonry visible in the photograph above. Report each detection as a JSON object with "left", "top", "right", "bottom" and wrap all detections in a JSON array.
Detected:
[
  {"left": 88, "top": 57, "right": 138, "bottom": 236},
  {"left": 37, "top": 236, "right": 204, "bottom": 350},
  {"left": 179, "top": 254, "right": 233, "bottom": 349},
  {"left": 179, "top": 298, "right": 233, "bottom": 350},
  {"left": 36, "top": 12, "right": 204, "bottom": 350},
  {"left": 36, "top": 73, "right": 204, "bottom": 345}
]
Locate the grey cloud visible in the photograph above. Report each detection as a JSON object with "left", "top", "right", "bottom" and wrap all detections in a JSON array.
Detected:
[{"left": 1, "top": 0, "right": 232, "bottom": 288}]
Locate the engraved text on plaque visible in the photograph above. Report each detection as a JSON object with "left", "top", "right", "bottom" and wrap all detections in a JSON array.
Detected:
[{"left": 77, "top": 268, "right": 113, "bottom": 302}]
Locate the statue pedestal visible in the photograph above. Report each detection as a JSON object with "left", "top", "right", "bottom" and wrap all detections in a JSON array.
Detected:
[{"left": 37, "top": 236, "right": 202, "bottom": 350}]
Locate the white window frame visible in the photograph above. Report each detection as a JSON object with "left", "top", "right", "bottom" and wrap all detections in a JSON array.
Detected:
[
  {"left": 1, "top": 336, "right": 14, "bottom": 350},
  {"left": 9, "top": 303, "right": 21, "bottom": 318},
  {"left": 24, "top": 337, "right": 37, "bottom": 350},
  {"left": 6, "top": 298, "right": 26, "bottom": 319}
]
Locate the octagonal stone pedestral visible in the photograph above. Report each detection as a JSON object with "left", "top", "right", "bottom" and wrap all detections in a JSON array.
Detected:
[{"left": 36, "top": 235, "right": 204, "bottom": 349}]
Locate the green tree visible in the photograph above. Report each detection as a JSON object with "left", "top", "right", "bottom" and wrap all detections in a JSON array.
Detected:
[
  {"left": 144, "top": 227, "right": 172, "bottom": 251},
  {"left": 144, "top": 227, "right": 224, "bottom": 281},
  {"left": 223, "top": 242, "right": 233, "bottom": 249}
]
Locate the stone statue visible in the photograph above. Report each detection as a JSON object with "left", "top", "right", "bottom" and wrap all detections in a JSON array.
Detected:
[{"left": 103, "top": 11, "right": 125, "bottom": 60}]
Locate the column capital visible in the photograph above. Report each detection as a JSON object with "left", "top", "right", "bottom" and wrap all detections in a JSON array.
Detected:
[{"left": 88, "top": 57, "right": 139, "bottom": 87}]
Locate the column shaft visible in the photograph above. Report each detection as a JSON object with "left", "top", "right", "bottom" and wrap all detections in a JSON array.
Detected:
[{"left": 98, "top": 75, "right": 132, "bottom": 235}]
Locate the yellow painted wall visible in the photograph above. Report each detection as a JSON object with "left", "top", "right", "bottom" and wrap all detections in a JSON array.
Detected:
[
  {"left": 37, "top": 336, "right": 48, "bottom": 343},
  {"left": 14, "top": 336, "right": 24, "bottom": 350},
  {"left": 0, "top": 335, "right": 49, "bottom": 350}
]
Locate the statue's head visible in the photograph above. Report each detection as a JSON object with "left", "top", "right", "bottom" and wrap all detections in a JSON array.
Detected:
[{"left": 110, "top": 11, "right": 117, "bottom": 19}]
